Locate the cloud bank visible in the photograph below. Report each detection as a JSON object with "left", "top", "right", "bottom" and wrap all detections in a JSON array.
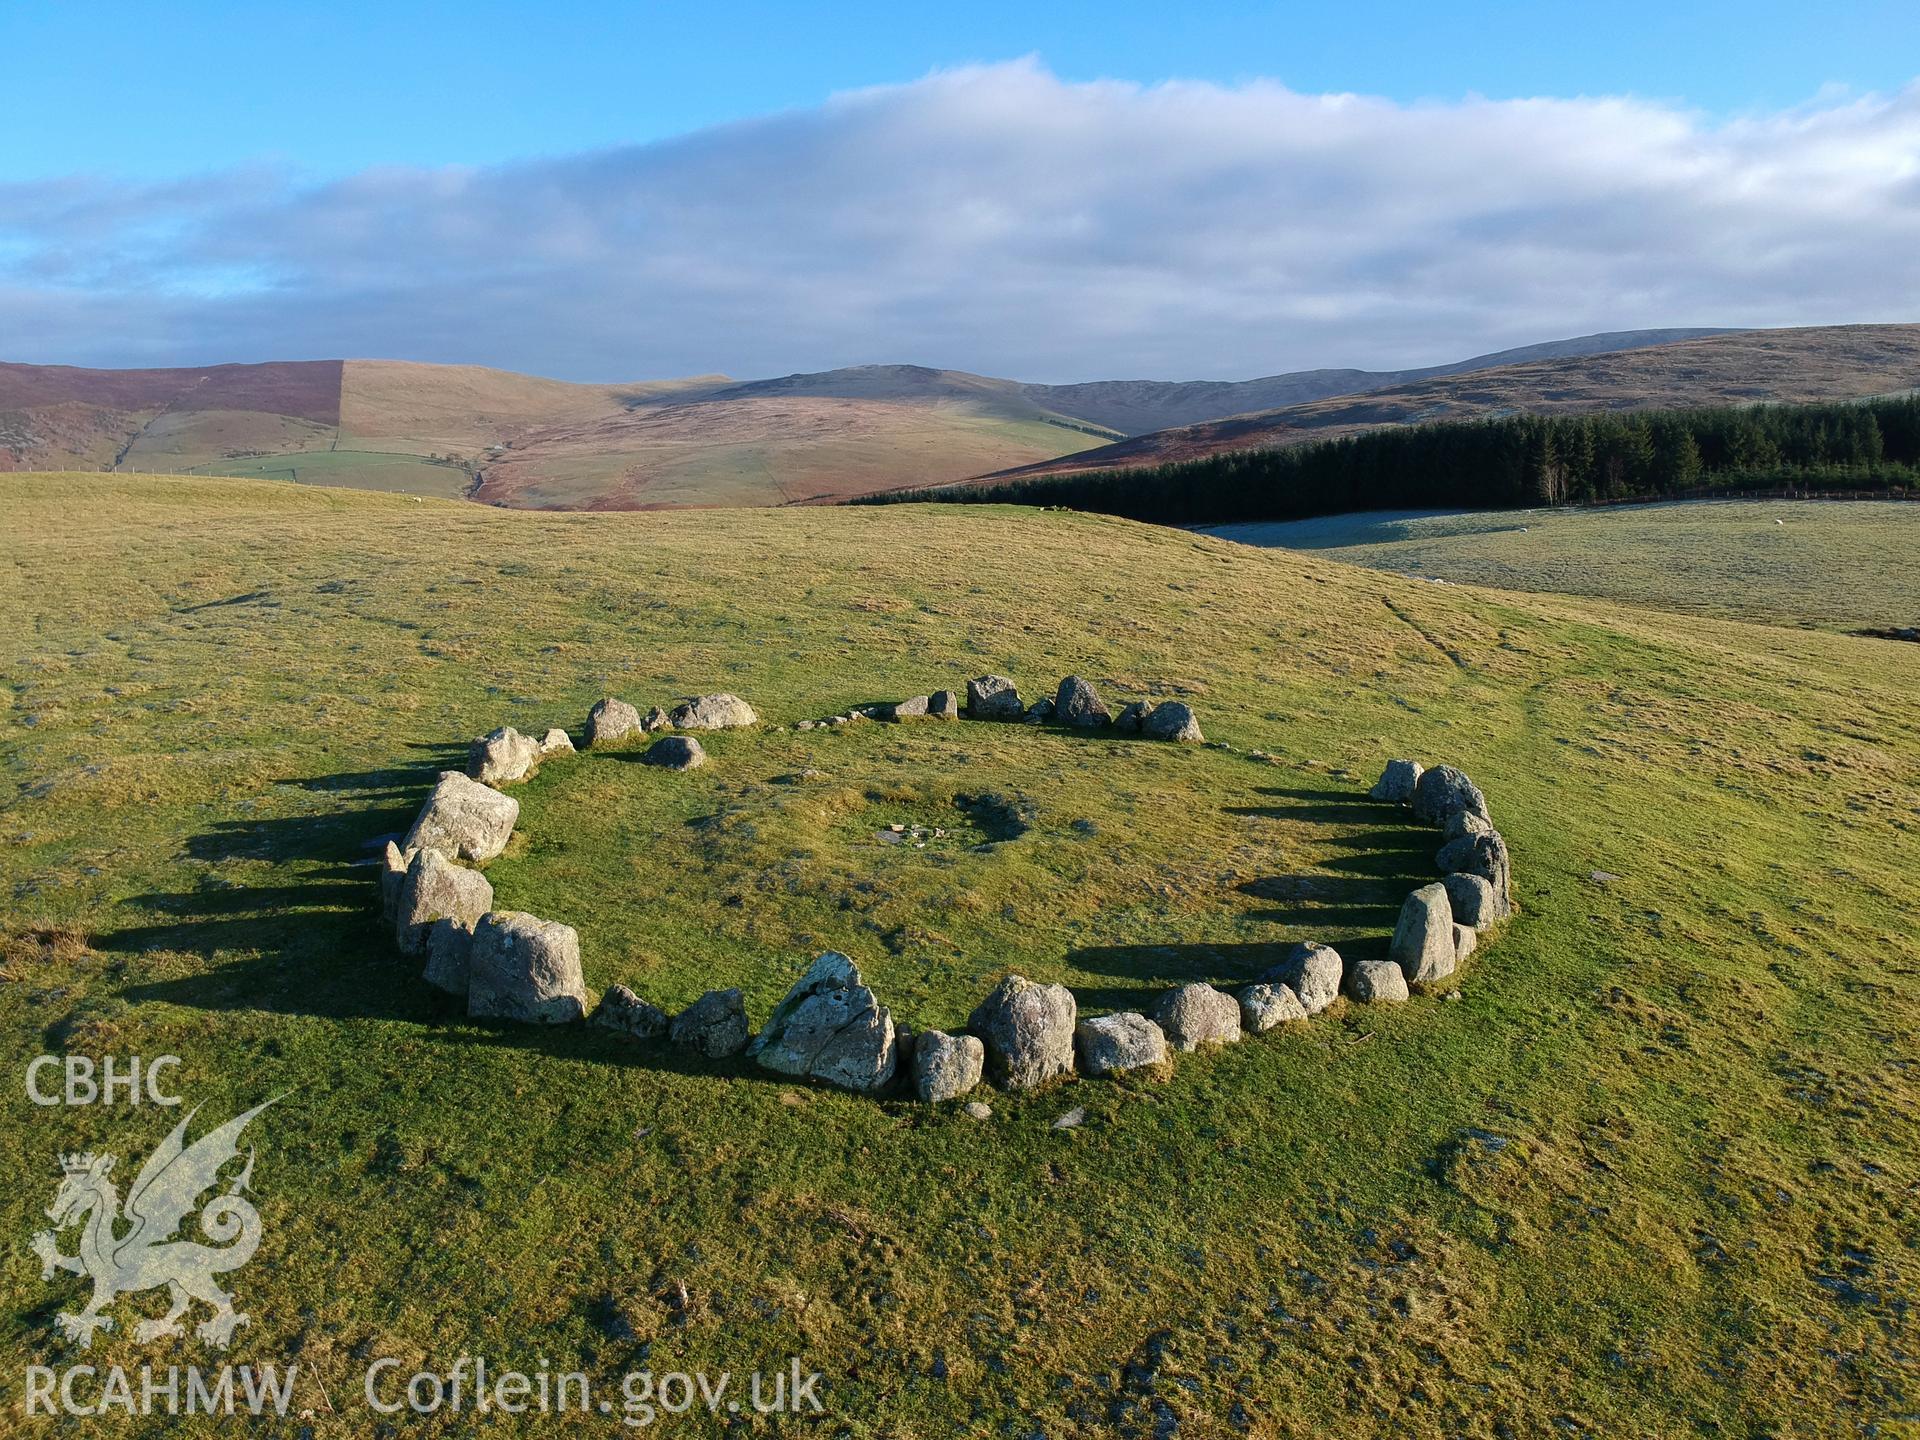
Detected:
[{"left": 3, "top": 60, "right": 1917, "bottom": 381}]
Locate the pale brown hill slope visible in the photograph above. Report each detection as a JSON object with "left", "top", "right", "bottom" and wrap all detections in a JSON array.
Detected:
[{"left": 6, "top": 326, "right": 1908, "bottom": 507}]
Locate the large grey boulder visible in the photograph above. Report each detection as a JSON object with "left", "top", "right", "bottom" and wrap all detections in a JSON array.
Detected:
[
  {"left": 1346, "top": 959, "right": 1410, "bottom": 1004},
  {"left": 591, "top": 983, "right": 670, "bottom": 1041},
  {"left": 380, "top": 840, "right": 417, "bottom": 926},
  {"left": 668, "top": 693, "right": 758, "bottom": 730},
  {"left": 966, "top": 675, "right": 1024, "bottom": 719},
  {"left": 1391, "top": 883, "right": 1457, "bottom": 986},
  {"left": 1152, "top": 983, "right": 1241, "bottom": 1051},
  {"left": 1075, "top": 1012, "right": 1168, "bottom": 1076},
  {"left": 1263, "top": 942, "right": 1344, "bottom": 1015},
  {"left": 537, "top": 727, "right": 575, "bottom": 757},
  {"left": 748, "top": 952, "right": 898, "bottom": 1093},
  {"left": 1370, "top": 759, "right": 1424, "bottom": 805},
  {"left": 928, "top": 690, "right": 960, "bottom": 720},
  {"left": 1413, "top": 765, "right": 1490, "bottom": 827},
  {"left": 1442, "top": 808, "right": 1494, "bottom": 842},
  {"left": 968, "top": 974, "right": 1076, "bottom": 1089},
  {"left": 402, "top": 771, "right": 519, "bottom": 863},
  {"left": 394, "top": 848, "right": 494, "bottom": 956},
  {"left": 670, "top": 988, "right": 751, "bottom": 1057},
  {"left": 1442, "top": 871, "right": 1506, "bottom": 927},
  {"left": 1437, "top": 830, "right": 1512, "bottom": 910},
  {"left": 1054, "top": 675, "right": 1112, "bottom": 728},
  {"left": 913, "top": 1030, "right": 984, "bottom": 1102},
  {"left": 885, "top": 694, "right": 931, "bottom": 721},
  {"left": 468, "top": 726, "right": 540, "bottom": 786},
  {"left": 1142, "top": 701, "right": 1204, "bottom": 743},
  {"left": 466, "top": 911, "right": 587, "bottom": 1023},
  {"left": 642, "top": 735, "right": 707, "bottom": 771},
  {"left": 1237, "top": 981, "right": 1308, "bottom": 1033},
  {"left": 1113, "top": 700, "right": 1150, "bottom": 734},
  {"left": 585, "top": 697, "right": 644, "bottom": 747},
  {"left": 422, "top": 918, "right": 474, "bottom": 997}
]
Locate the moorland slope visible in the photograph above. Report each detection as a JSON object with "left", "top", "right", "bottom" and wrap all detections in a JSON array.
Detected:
[
  {"left": 2, "top": 471, "right": 1914, "bottom": 1436},
  {"left": 0, "top": 328, "right": 1731, "bottom": 508},
  {"left": 982, "top": 324, "right": 1920, "bottom": 482}
]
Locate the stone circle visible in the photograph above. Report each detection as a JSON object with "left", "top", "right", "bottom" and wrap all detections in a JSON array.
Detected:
[{"left": 372, "top": 680, "right": 1515, "bottom": 1107}]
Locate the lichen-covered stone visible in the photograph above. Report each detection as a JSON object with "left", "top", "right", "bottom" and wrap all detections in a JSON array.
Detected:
[
  {"left": 394, "top": 848, "right": 494, "bottom": 956},
  {"left": 1054, "top": 675, "right": 1111, "bottom": 728},
  {"left": 468, "top": 726, "right": 539, "bottom": 786},
  {"left": 1075, "top": 1012, "right": 1168, "bottom": 1076},
  {"left": 669, "top": 988, "right": 751, "bottom": 1057},
  {"left": 642, "top": 735, "right": 707, "bottom": 770},
  {"left": 749, "top": 952, "right": 898, "bottom": 1092},
  {"left": 466, "top": 911, "right": 587, "bottom": 1024},
  {"left": 1142, "top": 701, "right": 1204, "bottom": 743},
  {"left": 966, "top": 675, "right": 1024, "bottom": 719},
  {"left": 1262, "top": 941, "right": 1344, "bottom": 1015},
  {"left": 1413, "top": 765, "right": 1490, "bottom": 827},
  {"left": 1151, "top": 983, "right": 1241, "bottom": 1051},
  {"left": 1370, "top": 759, "right": 1423, "bottom": 805},
  {"left": 668, "top": 693, "right": 758, "bottom": 730},
  {"left": 1346, "top": 959, "right": 1410, "bottom": 1004},
  {"left": 968, "top": 974, "right": 1076, "bottom": 1089},
  {"left": 585, "top": 697, "right": 643, "bottom": 747},
  {"left": 1442, "top": 871, "right": 1506, "bottom": 927},
  {"left": 402, "top": 771, "right": 519, "bottom": 863},
  {"left": 1390, "top": 883, "right": 1456, "bottom": 986},
  {"left": 1237, "top": 981, "right": 1308, "bottom": 1032},
  {"left": 913, "top": 1029, "right": 985, "bottom": 1102},
  {"left": 591, "top": 983, "right": 670, "bottom": 1040},
  {"left": 422, "top": 917, "right": 474, "bottom": 996}
]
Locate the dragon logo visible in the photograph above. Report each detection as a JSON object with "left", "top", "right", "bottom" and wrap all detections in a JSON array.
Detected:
[{"left": 30, "top": 1099, "right": 277, "bottom": 1349}]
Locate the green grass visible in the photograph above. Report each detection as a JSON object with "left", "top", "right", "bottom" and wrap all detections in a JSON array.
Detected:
[
  {"left": 189, "top": 447, "right": 474, "bottom": 498},
  {"left": 3, "top": 473, "right": 1918, "bottom": 1437},
  {"left": 491, "top": 729, "right": 1425, "bottom": 1023},
  {"left": 1205, "top": 498, "right": 1920, "bottom": 631}
]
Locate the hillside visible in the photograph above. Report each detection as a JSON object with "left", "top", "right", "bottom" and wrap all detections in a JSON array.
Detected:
[
  {"left": 1011, "top": 327, "right": 1734, "bottom": 436},
  {"left": 1205, "top": 499, "right": 1920, "bottom": 632},
  {"left": 2, "top": 471, "right": 1915, "bottom": 1435},
  {"left": 0, "top": 357, "right": 1112, "bottom": 508},
  {"left": 0, "top": 329, "right": 1730, "bottom": 509},
  {"left": 980, "top": 324, "right": 1920, "bottom": 482}
]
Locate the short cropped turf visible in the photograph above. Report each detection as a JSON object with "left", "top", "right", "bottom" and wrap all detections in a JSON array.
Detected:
[
  {"left": 2, "top": 473, "right": 1917, "bottom": 1437},
  {"left": 1205, "top": 498, "right": 1920, "bottom": 632}
]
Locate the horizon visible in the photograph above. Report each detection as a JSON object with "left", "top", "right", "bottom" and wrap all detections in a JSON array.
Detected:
[{"left": 0, "top": 322, "right": 1786, "bottom": 388}]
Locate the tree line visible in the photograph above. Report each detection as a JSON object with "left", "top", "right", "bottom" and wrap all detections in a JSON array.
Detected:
[{"left": 858, "top": 396, "right": 1920, "bottom": 525}]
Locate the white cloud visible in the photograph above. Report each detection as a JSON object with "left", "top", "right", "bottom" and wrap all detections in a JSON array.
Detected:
[{"left": 1, "top": 59, "right": 1916, "bottom": 381}]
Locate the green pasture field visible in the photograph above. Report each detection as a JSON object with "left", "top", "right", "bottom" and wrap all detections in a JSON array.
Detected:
[
  {"left": 1, "top": 473, "right": 1916, "bottom": 1436},
  {"left": 1203, "top": 498, "right": 1920, "bottom": 632}
]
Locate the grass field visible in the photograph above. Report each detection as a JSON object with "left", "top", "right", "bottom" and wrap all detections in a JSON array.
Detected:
[
  {"left": 1206, "top": 499, "right": 1920, "bottom": 632},
  {"left": 474, "top": 401, "right": 1105, "bottom": 508},
  {"left": 3, "top": 473, "right": 1917, "bottom": 1436},
  {"left": 188, "top": 447, "right": 475, "bottom": 499}
]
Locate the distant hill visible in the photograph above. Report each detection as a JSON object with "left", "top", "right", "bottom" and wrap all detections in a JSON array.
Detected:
[
  {"left": 10, "top": 326, "right": 1914, "bottom": 508},
  {"left": 0, "top": 357, "right": 1114, "bottom": 507},
  {"left": 974, "top": 325, "right": 1920, "bottom": 484},
  {"left": 1006, "top": 328, "right": 1735, "bottom": 435}
]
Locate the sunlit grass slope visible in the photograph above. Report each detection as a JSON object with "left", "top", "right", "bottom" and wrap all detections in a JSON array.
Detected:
[
  {"left": 1207, "top": 499, "right": 1920, "bottom": 632},
  {"left": 2, "top": 473, "right": 1916, "bottom": 1437}
]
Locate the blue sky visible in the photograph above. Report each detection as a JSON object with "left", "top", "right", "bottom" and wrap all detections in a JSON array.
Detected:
[
  {"left": 4, "top": 1, "right": 1913, "bottom": 180},
  {"left": 1, "top": 4, "right": 1916, "bottom": 380}
]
